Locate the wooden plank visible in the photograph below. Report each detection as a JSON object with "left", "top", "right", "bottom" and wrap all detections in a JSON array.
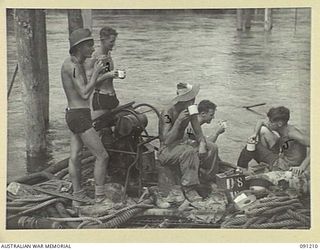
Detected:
[{"left": 242, "top": 103, "right": 266, "bottom": 109}]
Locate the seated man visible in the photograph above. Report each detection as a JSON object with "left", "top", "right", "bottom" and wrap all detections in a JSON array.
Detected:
[
  {"left": 158, "top": 83, "right": 216, "bottom": 202},
  {"left": 237, "top": 106, "right": 309, "bottom": 176},
  {"left": 185, "top": 100, "right": 226, "bottom": 181}
]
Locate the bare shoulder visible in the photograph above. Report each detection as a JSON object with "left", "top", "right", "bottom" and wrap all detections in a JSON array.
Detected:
[
  {"left": 288, "top": 125, "right": 304, "bottom": 137},
  {"left": 160, "top": 105, "right": 174, "bottom": 118},
  {"left": 61, "top": 57, "right": 73, "bottom": 74},
  {"left": 160, "top": 105, "right": 176, "bottom": 125},
  {"left": 287, "top": 125, "right": 309, "bottom": 145}
]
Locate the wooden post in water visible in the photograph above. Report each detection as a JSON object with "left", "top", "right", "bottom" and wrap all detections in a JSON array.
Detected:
[
  {"left": 264, "top": 8, "right": 273, "bottom": 31},
  {"left": 236, "top": 9, "right": 243, "bottom": 30},
  {"left": 294, "top": 8, "right": 298, "bottom": 31},
  {"left": 237, "top": 9, "right": 252, "bottom": 31},
  {"left": 34, "top": 10, "right": 49, "bottom": 128},
  {"left": 14, "top": 9, "right": 48, "bottom": 161},
  {"left": 81, "top": 9, "right": 92, "bottom": 31},
  {"left": 244, "top": 9, "right": 253, "bottom": 30},
  {"left": 67, "top": 9, "right": 84, "bottom": 35}
]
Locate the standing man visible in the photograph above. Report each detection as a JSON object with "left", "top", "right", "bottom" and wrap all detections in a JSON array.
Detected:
[
  {"left": 158, "top": 83, "right": 215, "bottom": 202},
  {"left": 61, "top": 28, "right": 110, "bottom": 205},
  {"left": 85, "top": 26, "right": 122, "bottom": 121}
]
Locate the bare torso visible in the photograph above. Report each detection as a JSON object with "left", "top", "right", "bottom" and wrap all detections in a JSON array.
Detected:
[
  {"left": 61, "top": 57, "right": 89, "bottom": 108},
  {"left": 279, "top": 125, "right": 307, "bottom": 166},
  {"left": 85, "top": 47, "right": 115, "bottom": 94}
]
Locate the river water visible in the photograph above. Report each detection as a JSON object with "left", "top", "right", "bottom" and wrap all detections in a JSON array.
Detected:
[{"left": 7, "top": 9, "right": 311, "bottom": 182}]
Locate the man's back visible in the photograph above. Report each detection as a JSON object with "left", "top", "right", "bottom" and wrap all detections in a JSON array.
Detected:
[{"left": 159, "top": 105, "right": 190, "bottom": 146}]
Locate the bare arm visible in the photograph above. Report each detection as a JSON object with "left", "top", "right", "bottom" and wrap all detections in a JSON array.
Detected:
[
  {"left": 253, "top": 120, "right": 268, "bottom": 137},
  {"left": 96, "top": 71, "right": 117, "bottom": 83},
  {"left": 207, "top": 132, "right": 220, "bottom": 143},
  {"left": 72, "top": 61, "right": 104, "bottom": 99},
  {"left": 189, "top": 115, "right": 206, "bottom": 143},
  {"left": 160, "top": 110, "right": 189, "bottom": 145},
  {"left": 207, "top": 122, "right": 225, "bottom": 143},
  {"left": 289, "top": 128, "right": 310, "bottom": 174},
  {"left": 86, "top": 57, "right": 117, "bottom": 84}
]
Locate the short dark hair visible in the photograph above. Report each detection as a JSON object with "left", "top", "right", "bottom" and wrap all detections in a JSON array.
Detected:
[
  {"left": 100, "top": 26, "right": 118, "bottom": 40},
  {"left": 267, "top": 106, "right": 290, "bottom": 124},
  {"left": 198, "top": 100, "right": 217, "bottom": 113}
]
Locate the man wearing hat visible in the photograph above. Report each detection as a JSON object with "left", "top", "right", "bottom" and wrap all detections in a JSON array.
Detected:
[
  {"left": 85, "top": 26, "right": 122, "bottom": 121},
  {"left": 61, "top": 28, "right": 111, "bottom": 206},
  {"left": 158, "top": 83, "right": 217, "bottom": 202}
]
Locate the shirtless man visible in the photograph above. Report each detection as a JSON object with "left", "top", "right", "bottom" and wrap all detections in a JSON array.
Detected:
[
  {"left": 237, "top": 106, "right": 310, "bottom": 176},
  {"left": 85, "top": 26, "right": 122, "bottom": 120},
  {"left": 61, "top": 28, "right": 110, "bottom": 205},
  {"left": 184, "top": 100, "right": 225, "bottom": 181},
  {"left": 158, "top": 83, "right": 216, "bottom": 202}
]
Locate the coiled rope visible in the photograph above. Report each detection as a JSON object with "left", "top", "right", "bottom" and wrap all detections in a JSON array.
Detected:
[{"left": 221, "top": 195, "right": 310, "bottom": 229}]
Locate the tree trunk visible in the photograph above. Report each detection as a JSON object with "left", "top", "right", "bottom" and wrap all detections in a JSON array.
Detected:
[
  {"left": 34, "top": 10, "right": 49, "bottom": 128},
  {"left": 14, "top": 9, "right": 47, "bottom": 160},
  {"left": 67, "top": 9, "right": 83, "bottom": 35}
]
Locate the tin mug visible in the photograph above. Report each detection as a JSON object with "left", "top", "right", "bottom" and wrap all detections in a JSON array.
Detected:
[
  {"left": 187, "top": 104, "right": 199, "bottom": 115},
  {"left": 246, "top": 141, "right": 256, "bottom": 151},
  {"left": 117, "top": 70, "right": 126, "bottom": 79},
  {"left": 221, "top": 120, "right": 227, "bottom": 129}
]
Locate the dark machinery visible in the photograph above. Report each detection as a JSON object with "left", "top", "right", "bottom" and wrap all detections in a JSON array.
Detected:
[{"left": 92, "top": 102, "right": 161, "bottom": 197}]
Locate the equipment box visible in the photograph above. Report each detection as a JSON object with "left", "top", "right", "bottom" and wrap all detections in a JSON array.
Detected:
[{"left": 216, "top": 171, "right": 246, "bottom": 191}]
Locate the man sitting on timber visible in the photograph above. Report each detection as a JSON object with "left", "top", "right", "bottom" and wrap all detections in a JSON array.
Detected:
[
  {"left": 61, "top": 28, "right": 110, "bottom": 206},
  {"left": 184, "top": 100, "right": 226, "bottom": 181},
  {"left": 158, "top": 83, "right": 217, "bottom": 202},
  {"left": 237, "top": 106, "right": 310, "bottom": 176}
]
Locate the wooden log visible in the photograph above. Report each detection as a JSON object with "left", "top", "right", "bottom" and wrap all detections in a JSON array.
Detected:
[
  {"left": 9, "top": 150, "right": 93, "bottom": 185},
  {"left": 10, "top": 171, "right": 54, "bottom": 185},
  {"left": 7, "top": 216, "right": 63, "bottom": 229},
  {"left": 67, "top": 9, "right": 83, "bottom": 35},
  {"left": 14, "top": 9, "right": 48, "bottom": 160}
]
